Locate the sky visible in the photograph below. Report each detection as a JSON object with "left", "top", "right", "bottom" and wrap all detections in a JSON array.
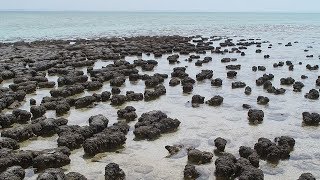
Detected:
[{"left": 1, "top": 0, "right": 320, "bottom": 12}]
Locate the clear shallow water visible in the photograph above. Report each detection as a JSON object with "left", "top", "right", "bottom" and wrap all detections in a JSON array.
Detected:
[
  {"left": 1, "top": 12, "right": 320, "bottom": 42},
  {"left": 1, "top": 36, "right": 320, "bottom": 179}
]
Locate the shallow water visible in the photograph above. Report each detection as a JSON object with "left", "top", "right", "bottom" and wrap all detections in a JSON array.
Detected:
[
  {"left": 1, "top": 36, "right": 319, "bottom": 179},
  {"left": 1, "top": 12, "right": 320, "bottom": 43}
]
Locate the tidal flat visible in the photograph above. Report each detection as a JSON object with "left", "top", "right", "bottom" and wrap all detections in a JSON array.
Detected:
[{"left": 0, "top": 35, "right": 319, "bottom": 179}]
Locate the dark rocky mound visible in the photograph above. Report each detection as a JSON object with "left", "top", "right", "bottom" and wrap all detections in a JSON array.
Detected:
[
  {"left": 214, "top": 137, "right": 227, "bottom": 152},
  {"left": 196, "top": 70, "right": 213, "bottom": 81},
  {"left": 37, "top": 168, "right": 66, "bottom": 180},
  {"left": 257, "top": 96, "right": 269, "bottom": 105},
  {"left": 254, "top": 136, "right": 295, "bottom": 162},
  {"left": 304, "top": 89, "right": 319, "bottom": 100},
  {"left": 187, "top": 148, "right": 213, "bottom": 164},
  {"left": 302, "top": 112, "right": 320, "bottom": 126},
  {"left": 144, "top": 85, "right": 166, "bottom": 101},
  {"left": 105, "top": 163, "right": 125, "bottom": 180},
  {"left": 191, "top": 95, "right": 205, "bottom": 107},
  {"left": 66, "top": 172, "right": 88, "bottom": 180},
  {"left": 0, "top": 137, "right": 19, "bottom": 150},
  {"left": 165, "top": 144, "right": 184, "bottom": 157},
  {"left": 184, "top": 164, "right": 200, "bottom": 180},
  {"left": 83, "top": 122, "right": 129, "bottom": 156},
  {"left": 280, "top": 77, "right": 295, "bottom": 85},
  {"left": 244, "top": 86, "right": 252, "bottom": 95},
  {"left": 2, "top": 117, "right": 68, "bottom": 142},
  {"left": 248, "top": 109, "right": 264, "bottom": 123},
  {"left": 215, "top": 153, "right": 263, "bottom": 179},
  {"left": 256, "top": 74, "right": 274, "bottom": 86},
  {"left": 117, "top": 106, "right": 137, "bottom": 121},
  {"left": 134, "top": 111, "right": 180, "bottom": 140},
  {"left": 206, "top": 96, "right": 223, "bottom": 106},
  {"left": 0, "top": 166, "right": 25, "bottom": 180},
  {"left": 211, "top": 78, "right": 222, "bottom": 87},
  {"left": 232, "top": 82, "right": 246, "bottom": 89},
  {"left": 298, "top": 173, "right": 316, "bottom": 180}
]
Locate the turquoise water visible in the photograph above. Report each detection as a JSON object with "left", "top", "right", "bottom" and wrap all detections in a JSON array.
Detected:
[{"left": 1, "top": 12, "right": 320, "bottom": 42}]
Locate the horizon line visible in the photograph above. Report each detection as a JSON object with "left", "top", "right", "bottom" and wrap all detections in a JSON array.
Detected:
[{"left": 1, "top": 9, "right": 320, "bottom": 13}]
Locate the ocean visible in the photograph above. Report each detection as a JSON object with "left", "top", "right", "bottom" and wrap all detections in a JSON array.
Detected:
[{"left": 1, "top": 12, "right": 320, "bottom": 42}]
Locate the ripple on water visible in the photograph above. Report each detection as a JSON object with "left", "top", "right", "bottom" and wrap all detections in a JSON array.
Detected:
[
  {"left": 293, "top": 161, "right": 320, "bottom": 171},
  {"left": 268, "top": 112, "right": 290, "bottom": 122},
  {"left": 290, "top": 153, "right": 313, "bottom": 161},
  {"left": 177, "top": 138, "right": 202, "bottom": 148},
  {"left": 262, "top": 164, "right": 285, "bottom": 175},
  {"left": 134, "top": 165, "right": 154, "bottom": 174}
]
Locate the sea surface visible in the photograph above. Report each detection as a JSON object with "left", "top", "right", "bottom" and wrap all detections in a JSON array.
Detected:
[{"left": 0, "top": 12, "right": 320, "bottom": 42}]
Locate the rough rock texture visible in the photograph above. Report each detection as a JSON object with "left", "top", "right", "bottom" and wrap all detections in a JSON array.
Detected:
[
  {"left": 83, "top": 122, "right": 129, "bottom": 156},
  {"left": 302, "top": 112, "right": 320, "bottom": 126},
  {"left": 105, "top": 163, "right": 125, "bottom": 180},
  {"left": 214, "top": 137, "right": 227, "bottom": 151},
  {"left": 134, "top": 111, "right": 180, "bottom": 140},
  {"left": 184, "top": 164, "right": 200, "bottom": 180},
  {"left": 187, "top": 148, "right": 213, "bottom": 164},
  {"left": 206, "top": 96, "right": 223, "bottom": 106},
  {"left": 248, "top": 109, "right": 264, "bottom": 123},
  {"left": 117, "top": 106, "right": 137, "bottom": 121}
]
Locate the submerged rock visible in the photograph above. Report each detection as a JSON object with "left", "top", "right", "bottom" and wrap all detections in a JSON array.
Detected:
[
  {"left": 304, "top": 89, "right": 319, "bottom": 100},
  {"left": 134, "top": 111, "right": 180, "bottom": 140},
  {"left": 165, "top": 144, "right": 184, "bottom": 156},
  {"left": 184, "top": 164, "right": 200, "bottom": 180},
  {"left": 191, "top": 95, "right": 205, "bottom": 105},
  {"left": 105, "top": 163, "right": 125, "bottom": 180},
  {"left": 206, "top": 96, "right": 223, "bottom": 106},
  {"left": 0, "top": 166, "right": 25, "bottom": 180},
  {"left": 257, "top": 96, "right": 269, "bottom": 105},
  {"left": 232, "top": 82, "right": 246, "bottom": 89},
  {"left": 302, "top": 112, "right": 320, "bottom": 126},
  {"left": 0, "top": 137, "right": 19, "bottom": 150},
  {"left": 211, "top": 78, "right": 223, "bottom": 87},
  {"left": 214, "top": 137, "right": 227, "bottom": 152},
  {"left": 66, "top": 172, "right": 88, "bottom": 180},
  {"left": 298, "top": 173, "right": 316, "bottom": 180},
  {"left": 83, "top": 123, "right": 128, "bottom": 156},
  {"left": 187, "top": 148, "right": 213, "bottom": 164},
  {"left": 37, "top": 168, "right": 66, "bottom": 180},
  {"left": 117, "top": 106, "right": 137, "bottom": 121},
  {"left": 248, "top": 109, "right": 264, "bottom": 123}
]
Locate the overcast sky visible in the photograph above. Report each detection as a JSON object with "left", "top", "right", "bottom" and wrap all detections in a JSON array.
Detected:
[{"left": 1, "top": 0, "right": 320, "bottom": 12}]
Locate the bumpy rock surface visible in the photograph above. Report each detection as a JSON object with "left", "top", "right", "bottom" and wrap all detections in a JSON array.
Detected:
[
  {"left": 298, "top": 173, "right": 316, "bottom": 180},
  {"left": 215, "top": 153, "right": 263, "bottom": 179},
  {"left": 0, "top": 166, "right": 25, "bottom": 180},
  {"left": 117, "top": 106, "right": 137, "bottom": 121},
  {"left": 184, "top": 164, "right": 200, "bottom": 180},
  {"left": 248, "top": 109, "right": 264, "bottom": 123},
  {"left": 105, "top": 163, "right": 125, "bottom": 180},
  {"left": 134, "top": 111, "right": 180, "bottom": 140},
  {"left": 83, "top": 122, "right": 129, "bottom": 156},
  {"left": 206, "top": 96, "right": 224, "bottom": 106},
  {"left": 214, "top": 137, "right": 227, "bottom": 152},
  {"left": 187, "top": 148, "right": 213, "bottom": 164},
  {"left": 254, "top": 136, "right": 295, "bottom": 162},
  {"left": 302, "top": 112, "right": 320, "bottom": 126}
]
